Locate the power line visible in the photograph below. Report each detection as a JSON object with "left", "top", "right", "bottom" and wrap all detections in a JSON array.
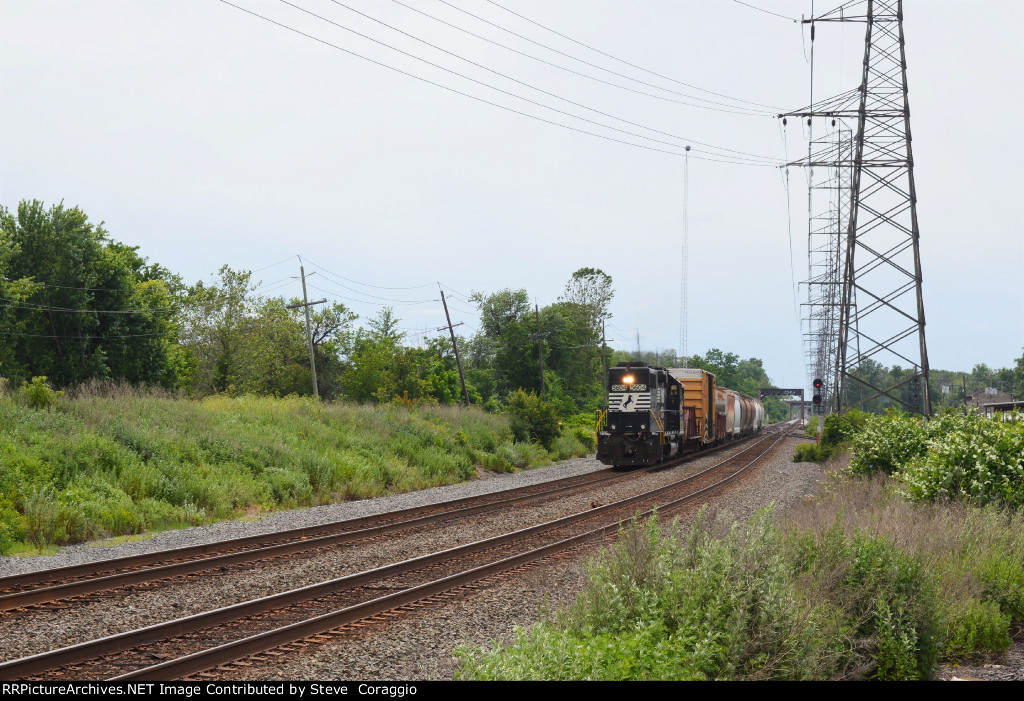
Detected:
[
  {"left": 318, "top": 0, "right": 780, "bottom": 161},
  {"left": 310, "top": 278, "right": 434, "bottom": 303},
  {"left": 0, "top": 296, "right": 176, "bottom": 314},
  {"left": 302, "top": 273, "right": 436, "bottom": 303},
  {"left": 1, "top": 277, "right": 166, "bottom": 293},
  {"left": 252, "top": 254, "right": 300, "bottom": 272},
  {"left": 277, "top": 0, "right": 778, "bottom": 163},
  {"left": 0, "top": 330, "right": 166, "bottom": 340},
  {"left": 729, "top": 0, "right": 801, "bottom": 23},
  {"left": 301, "top": 257, "right": 437, "bottom": 290},
  {"left": 305, "top": 281, "right": 436, "bottom": 306},
  {"left": 216, "top": 0, "right": 774, "bottom": 165},
  {"left": 477, "top": 0, "right": 785, "bottom": 110},
  {"left": 392, "top": 0, "right": 776, "bottom": 117}
]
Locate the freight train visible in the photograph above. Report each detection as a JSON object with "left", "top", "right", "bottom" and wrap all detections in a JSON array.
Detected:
[{"left": 596, "top": 362, "right": 765, "bottom": 467}]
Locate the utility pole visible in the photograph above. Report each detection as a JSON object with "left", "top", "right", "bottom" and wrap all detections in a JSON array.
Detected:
[
  {"left": 535, "top": 304, "right": 546, "bottom": 401},
  {"left": 679, "top": 144, "right": 691, "bottom": 368},
  {"left": 286, "top": 265, "right": 327, "bottom": 398},
  {"left": 602, "top": 319, "right": 609, "bottom": 410},
  {"left": 439, "top": 289, "right": 470, "bottom": 407}
]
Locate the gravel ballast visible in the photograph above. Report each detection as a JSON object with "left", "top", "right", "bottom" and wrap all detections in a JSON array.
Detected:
[
  {"left": 220, "top": 434, "right": 830, "bottom": 680},
  {"left": 0, "top": 433, "right": 795, "bottom": 661},
  {"left": 12, "top": 430, "right": 1014, "bottom": 681}
]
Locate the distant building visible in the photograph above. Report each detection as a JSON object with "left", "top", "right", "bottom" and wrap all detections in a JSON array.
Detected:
[
  {"left": 979, "top": 400, "right": 1024, "bottom": 418},
  {"left": 969, "top": 388, "right": 1014, "bottom": 413}
]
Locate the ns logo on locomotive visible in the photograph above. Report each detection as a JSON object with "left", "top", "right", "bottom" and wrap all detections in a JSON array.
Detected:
[{"left": 597, "top": 362, "right": 765, "bottom": 468}]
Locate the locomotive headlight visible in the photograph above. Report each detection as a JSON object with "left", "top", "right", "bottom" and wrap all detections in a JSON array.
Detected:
[
  {"left": 641, "top": 424, "right": 646, "bottom": 430},
  {"left": 610, "top": 424, "right": 616, "bottom": 430},
  {"left": 623, "top": 375, "right": 634, "bottom": 384}
]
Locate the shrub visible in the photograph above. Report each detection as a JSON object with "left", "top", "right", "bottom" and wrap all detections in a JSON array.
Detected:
[
  {"left": 848, "top": 410, "right": 928, "bottom": 476},
  {"left": 793, "top": 442, "right": 831, "bottom": 463},
  {"left": 0, "top": 497, "right": 25, "bottom": 555},
  {"left": 23, "top": 486, "right": 90, "bottom": 546},
  {"left": 821, "top": 409, "right": 869, "bottom": 447},
  {"left": 899, "top": 411, "right": 1024, "bottom": 507},
  {"left": 18, "top": 376, "right": 63, "bottom": 411},
  {"left": 459, "top": 508, "right": 952, "bottom": 681},
  {"left": 458, "top": 512, "right": 835, "bottom": 680},
  {"left": 940, "top": 599, "right": 1011, "bottom": 657},
  {"left": 506, "top": 390, "right": 560, "bottom": 450}
]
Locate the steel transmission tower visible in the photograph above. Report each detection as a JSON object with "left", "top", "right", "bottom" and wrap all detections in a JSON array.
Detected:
[
  {"left": 799, "top": 128, "right": 852, "bottom": 413},
  {"left": 783, "top": 0, "right": 931, "bottom": 416}
]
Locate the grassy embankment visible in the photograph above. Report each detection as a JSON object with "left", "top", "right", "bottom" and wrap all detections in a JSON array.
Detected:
[
  {"left": 0, "top": 384, "right": 593, "bottom": 554},
  {"left": 456, "top": 410, "right": 1024, "bottom": 680}
]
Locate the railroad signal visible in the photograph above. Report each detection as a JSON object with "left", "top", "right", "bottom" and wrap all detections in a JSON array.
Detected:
[{"left": 813, "top": 378, "right": 823, "bottom": 390}]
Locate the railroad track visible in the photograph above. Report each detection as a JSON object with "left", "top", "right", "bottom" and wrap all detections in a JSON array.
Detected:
[
  {"left": 0, "top": 422, "right": 794, "bottom": 681},
  {"left": 0, "top": 425, "right": 779, "bottom": 612},
  {"left": 0, "top": 466, "right": 628, "bottom": 612}
]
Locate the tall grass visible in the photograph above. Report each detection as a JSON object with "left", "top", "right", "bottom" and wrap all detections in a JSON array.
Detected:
[
  {"left": 457, "top": 479, "right": 1024, "bottom": 680},
  {"left": 0, "top": 386, "right": 591, "bottom": 550}
]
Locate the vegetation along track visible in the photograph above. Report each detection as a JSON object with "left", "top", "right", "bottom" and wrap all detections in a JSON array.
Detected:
[
  {"left": 0, "top": 422, "right": 793, "bottom": 680},
  {"left": 0, "top": 423, "right": 786, "bottom": 612}
]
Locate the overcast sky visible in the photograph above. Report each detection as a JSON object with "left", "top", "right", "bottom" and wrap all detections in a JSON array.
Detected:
[{"left": 2, "top": 0, "right": 1022, "bottom": 391}]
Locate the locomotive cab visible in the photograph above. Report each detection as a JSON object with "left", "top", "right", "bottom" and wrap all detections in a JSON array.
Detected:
[{"left": 597, "top": 362, "right": 686, "bottom": 467}]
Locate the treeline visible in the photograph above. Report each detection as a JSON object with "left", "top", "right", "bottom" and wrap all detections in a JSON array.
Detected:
[
  {"left": 1, "top": 200, "right": 792, "bottom": 419},
  {"left": 843, "top": 355, "right": 1024, "bottom": 413}
]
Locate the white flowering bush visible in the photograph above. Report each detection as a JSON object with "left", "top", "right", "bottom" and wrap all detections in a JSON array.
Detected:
[
  {"left": 900, "top": 411, "right": 1024, "bottom": 507},
  {"left": 848, "top": 410, "right": 928, "bottom": 476}
]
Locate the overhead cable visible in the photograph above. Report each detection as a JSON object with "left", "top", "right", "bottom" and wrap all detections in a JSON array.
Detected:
[
  {"left": 0, "top": 296, "right": 175, "bottom": 314},
  {"left": 302, "top": 257, "right": 435, "bottom": 290},
  {"left": 325, "top": 0, "right": 782, "bottom": 161},
  {"left": 217, "top": 1, "right": 775, "bottom": 165},
  {"left": 729, "top": 0, "right": 801, "bottom": 23},
  {"left": 474, "top": 0, "right": 785, "bottom": 110},
  {"left": 393, "top": 0, "right": 775, "bottom": 116},
  {"left": 279, "top": 0, "right": 778, "bottom": 163},
  {"left": 305, "top": 281, "right": 436, "bottom": 306}
]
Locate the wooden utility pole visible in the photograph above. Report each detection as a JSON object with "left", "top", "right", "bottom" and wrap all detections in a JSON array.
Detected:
[
  {"left": 602, "top": 319, "right": 609, "bottom": 410},
  {"left": 440, "top": 289, "right": 470, "bottom": 406},
  {"left": 535, "top": 304, "right": 546, "bottom": 401},
  {"left": 286, "top": 265, "right": 326, "bottom": 398}
]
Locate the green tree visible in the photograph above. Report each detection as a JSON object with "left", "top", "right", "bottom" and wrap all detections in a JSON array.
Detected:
[
  {"left": 468, "top": 289, "right": 538, "bottom": 399},
  {"left": 555, "top": 268, "right": 613, "bottom": 410},
  {"left": 309, "top": 302, "right": 359, "bottom": 400},
  {"left": 179, "top": 265, "right": 259, "bottom": 394},
  {"left": 0, "top": 200, "right": 180, "bottom": 387}
]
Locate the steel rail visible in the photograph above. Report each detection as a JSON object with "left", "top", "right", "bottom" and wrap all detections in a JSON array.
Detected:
[
  {"left": 117, "top": 426, "right": 792, "bottom": 680},
  {"left": 0, "top": 467, "right": 628, "bottom": 609},
  {"left": 1, "top": 425, "right": 776, "bottom": 610},
  {"left": 0, "top": 423, "right": 792, "bottom": 680}
]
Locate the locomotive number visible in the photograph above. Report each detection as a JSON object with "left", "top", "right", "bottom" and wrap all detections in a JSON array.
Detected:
[{"left": 611, "top": 384, "right": 647, "bottom": 392}]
